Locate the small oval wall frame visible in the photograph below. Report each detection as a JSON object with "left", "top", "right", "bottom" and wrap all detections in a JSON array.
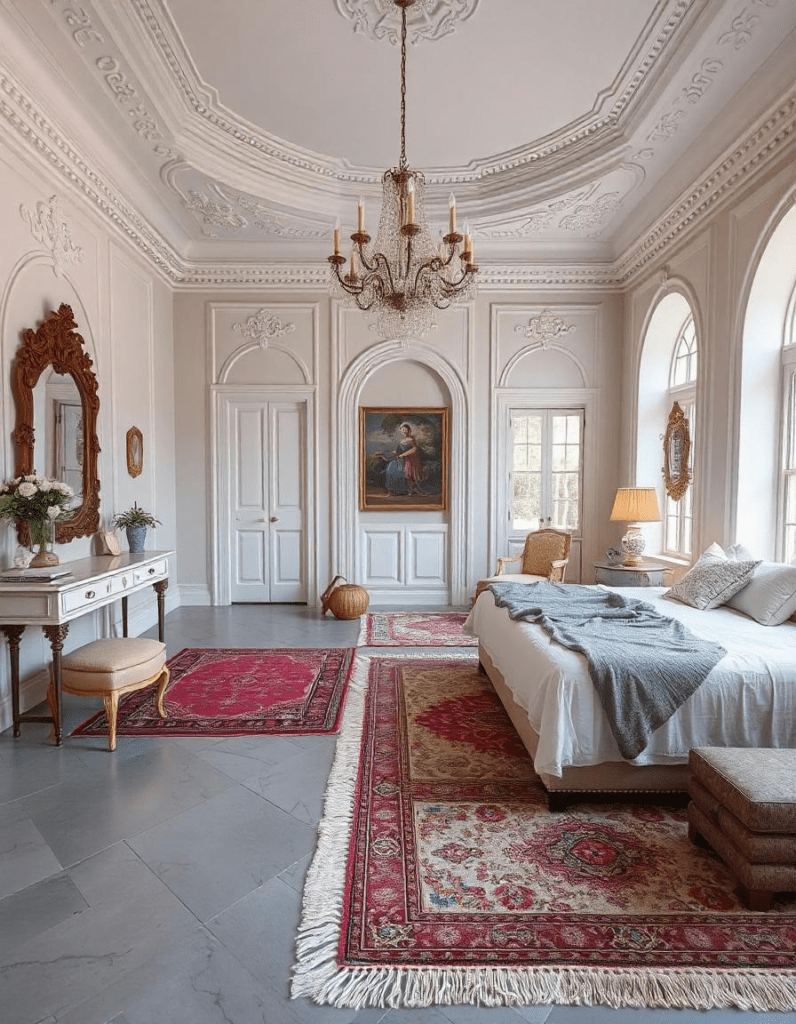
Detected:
[
  {"left": 126, "top": 426, "right": 143, "bottom": 478},
  {"left": 663, "top": 401, "right": 691, "bottom": 501}
]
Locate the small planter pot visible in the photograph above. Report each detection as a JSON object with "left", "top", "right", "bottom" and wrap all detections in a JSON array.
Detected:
[{"left": 126, "top": 525, "right": 147, "bottom": 553}]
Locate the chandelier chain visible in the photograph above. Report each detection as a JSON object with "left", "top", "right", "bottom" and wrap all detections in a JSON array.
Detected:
[{"left": 399, "top": 4, "right": 407, "bottom": 170}]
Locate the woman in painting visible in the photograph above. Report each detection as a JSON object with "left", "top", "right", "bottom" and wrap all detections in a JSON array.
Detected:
[{"left": 385, "top": 422, "right": 425, "bottom": 496}]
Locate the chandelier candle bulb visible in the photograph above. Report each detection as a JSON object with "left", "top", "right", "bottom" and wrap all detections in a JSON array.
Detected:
[
  {"left": 348, "top": 250, "right": 356, "bottom": 282},
  {"left": 333, "top": 217, "right": 340, "bottom": 256},
  {"left": 449, "top": 192, "right": 456, "bottom": 234},
  {"left": 357, "top": 196, "right": 365, "bottom": 233},
  {"left": 406, "top": 177, "right": 415, "bottom": 224}
]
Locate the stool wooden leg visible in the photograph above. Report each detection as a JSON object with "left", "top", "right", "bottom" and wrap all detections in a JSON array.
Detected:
[
  {"left": 155, "top": 667, "right": 170, "bottom": 718},
  {"left": 741, "top": 887, "right": 773, "bottom": 912},
  {"left": 103, "top": 692, "right": 120, "bottom": 751}
]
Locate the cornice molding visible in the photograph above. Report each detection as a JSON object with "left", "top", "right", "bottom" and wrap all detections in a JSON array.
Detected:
[{"left": 2, "top": 52, "right": 794, "bottom": 293}]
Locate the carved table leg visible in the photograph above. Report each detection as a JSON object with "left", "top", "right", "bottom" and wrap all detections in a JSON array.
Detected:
[
  {"left": 1, "top": 625, "right": 26, "bottom": 738},
  {"left": 43, "top": 624, "right": 69, "bottom": 746},
  {"left": 153, "top": 579, "right": 168, "bottom": 644},
  {"left": 121, "top": 595, "right": 129, "bottom": 638}
]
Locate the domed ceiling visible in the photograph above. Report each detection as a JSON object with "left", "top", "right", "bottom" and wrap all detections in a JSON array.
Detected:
[{"left": 19, "top": 0, "right": 796, "bottom": 266}]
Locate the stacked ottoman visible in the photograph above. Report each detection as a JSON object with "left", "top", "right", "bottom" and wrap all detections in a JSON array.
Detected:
[{"left": 688, "top": 747, "right": 796, "bottom": 911}]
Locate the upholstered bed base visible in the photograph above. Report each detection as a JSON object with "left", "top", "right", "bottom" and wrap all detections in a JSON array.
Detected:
[{"left": 478, "top": 644, "right": 690, "bottom": 810}]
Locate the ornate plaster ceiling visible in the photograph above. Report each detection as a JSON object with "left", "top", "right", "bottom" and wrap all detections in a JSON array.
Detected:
[{"left": 10, "top": 0, "right": 796, "bottom": 264}]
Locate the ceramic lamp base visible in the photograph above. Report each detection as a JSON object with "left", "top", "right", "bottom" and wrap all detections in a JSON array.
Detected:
[{"left": 621, "top": 524, "right": 646, "bottom": 566}]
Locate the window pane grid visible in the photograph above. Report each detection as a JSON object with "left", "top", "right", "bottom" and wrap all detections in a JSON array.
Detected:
[{"left": 510, "top": 411, "right": 582, "bottom": 534}]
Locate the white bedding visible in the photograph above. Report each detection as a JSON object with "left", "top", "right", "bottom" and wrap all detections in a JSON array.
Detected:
[{"left": 466, "top": 585, "right": 796, "bottom": 780}]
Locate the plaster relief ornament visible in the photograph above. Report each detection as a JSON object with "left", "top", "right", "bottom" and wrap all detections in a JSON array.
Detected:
[
  {"left": 334, "top": 0, "right": 479, "bottom": 44},
  {"left": 233, "top": 309, "right": 297, "bottom": 347},
  {"left": 183, "top": 190, "right": 247, "bottom": 236},
  {"left": 19, "top": 195, "right": 85, "bottom": 277},
  {"left": 514, "top": 310, "right": 576, "bottom": 350}
]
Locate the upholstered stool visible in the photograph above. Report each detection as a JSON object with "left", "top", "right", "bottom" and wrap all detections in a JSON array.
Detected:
[
  {"left": 688, "top": 747, "right": 796, "bottom": 910},
  {"left": 48, "top": 638, "right": 169, "bottom": 751}
]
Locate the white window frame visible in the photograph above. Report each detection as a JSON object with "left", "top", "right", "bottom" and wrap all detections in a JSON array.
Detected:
[
  {"left": 777, "top": 328, "right": 796, "bottom": 563},
  {"left": 663, "top": 316, "right": 697, "bottom": 559}
]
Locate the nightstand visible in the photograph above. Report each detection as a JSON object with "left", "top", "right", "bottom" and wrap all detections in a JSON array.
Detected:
[{"left": 593, "top": 563, "right": 672, "bottom": 587}]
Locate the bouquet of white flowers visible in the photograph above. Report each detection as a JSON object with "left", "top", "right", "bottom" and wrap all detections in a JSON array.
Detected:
[{"left": 0, "top": 474, "right": 75, "bottom": 546}]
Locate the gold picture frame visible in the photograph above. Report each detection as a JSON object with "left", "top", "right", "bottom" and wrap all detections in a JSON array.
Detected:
[
  {"left": 663, "top": 401, "right": 691, "bottom": 501},
  {"left": 126, "top": 426, "right": 143, "bottom": 478},
  {"left": 359, "top": 407, "right": 449, "bottom": 512}
]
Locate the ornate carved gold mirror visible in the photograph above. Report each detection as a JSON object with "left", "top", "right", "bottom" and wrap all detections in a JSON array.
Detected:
[
  {"left": 12, "top": 304, "right": 100, "bottom": 543},
  {"left": 663, "top": 400, "right": 691, "bottom": 501}
]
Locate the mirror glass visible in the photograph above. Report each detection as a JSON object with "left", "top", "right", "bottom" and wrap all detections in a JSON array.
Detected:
[{"left": 32, "top": 368, "right": 83, "bottom": 507}]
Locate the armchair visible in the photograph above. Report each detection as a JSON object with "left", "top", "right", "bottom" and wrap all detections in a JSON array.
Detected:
[{"left": 474, "top": 528, "right": 571, "bottom": 603}]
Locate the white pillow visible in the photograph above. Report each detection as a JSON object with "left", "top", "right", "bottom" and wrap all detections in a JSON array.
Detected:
[
  {"left": 724, "top": 542, "right": 756, "bottom": 561},
  {"left": 666, "top": 551, "right": 760, "bottom": 610},
  {"left": 726, "top": 561, "right": 796, "bottom": 626}
]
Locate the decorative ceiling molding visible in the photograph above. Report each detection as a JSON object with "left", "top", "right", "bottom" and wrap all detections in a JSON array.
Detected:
[
  {"left": 232, "top": 309, "right": 297, "bottom": 345},
  {"left": 514, "top": 310, "right": 577, "bottom": 348},
  {"left": 19, "top": 195, "right": 85, "bottom": 276},
  {"left": 333, "top": 0, "right": 480, "bottom": 46},
  {"left": 120, "top": 0, "right": 703, "bottom": 189}
]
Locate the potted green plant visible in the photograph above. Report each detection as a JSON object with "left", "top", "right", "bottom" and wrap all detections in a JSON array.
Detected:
[{"left": 112, "top": 502, "right": 160, "bottom": 553}]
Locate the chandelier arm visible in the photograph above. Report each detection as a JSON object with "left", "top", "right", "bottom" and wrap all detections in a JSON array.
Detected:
[{"left": 367, "top": 250, "right": 400, "bottom": 298}]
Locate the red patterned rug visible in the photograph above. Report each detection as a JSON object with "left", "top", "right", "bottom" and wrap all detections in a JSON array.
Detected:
[
  {"left": 71, "top": 647, "right": 354, "bottom": 738},
  {"left": 292, "top": 656, "right": 796, "bottom": 1011},
  {"left": 358, "top": 612, "right": 477, "bottom": 647}
]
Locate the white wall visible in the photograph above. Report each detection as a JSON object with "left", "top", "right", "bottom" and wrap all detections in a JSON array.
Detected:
[{"left": 0, "top": 147, "right": 177, "bottom": 730}]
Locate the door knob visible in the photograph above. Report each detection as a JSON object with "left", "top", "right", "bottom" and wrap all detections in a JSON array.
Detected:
[{"left": 270, "top": 515, "right": 279, "bottom": 523}]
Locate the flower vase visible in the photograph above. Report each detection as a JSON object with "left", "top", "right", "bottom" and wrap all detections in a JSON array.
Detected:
[
  {"left": 29, "top": 520, "right": 59, "bottom": 568},
  {"left": 126, "top": 525, "right": 147, "bottom": 553}
]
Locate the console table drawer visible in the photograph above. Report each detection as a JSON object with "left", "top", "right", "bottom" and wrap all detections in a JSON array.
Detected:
[
  {"left": 61, "top": 585, "right": 105, "bottom": 615},
  {"left": 133, "top": 560, "right": 167, "bottom": 584},
  {"left": 109, "top": 572, "right": 133, "bottom": 596}
]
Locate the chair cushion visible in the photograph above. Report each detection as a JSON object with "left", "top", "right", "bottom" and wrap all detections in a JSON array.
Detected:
[
  {"left": 61, "top": 638, "right": 166, "bottom": 692},
  {"left": 522, "top": 535, "right": 568, "bottom": 576}
]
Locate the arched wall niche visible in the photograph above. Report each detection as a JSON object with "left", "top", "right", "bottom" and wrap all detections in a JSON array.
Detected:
[
  {"left": 502, "top": 346, "right": 587, "bottom": 389},
  {"left": 335, "top": 341, "right": 470, "bottom": 605},
  {"left": 734, "top": 196, "right": 796, "bottom": 558},
  {"left": 217, "top": 342, "right": 309, "bottom": 385},
  {"left": 634, "top": 286, "right": 700, "bottom": 557}
]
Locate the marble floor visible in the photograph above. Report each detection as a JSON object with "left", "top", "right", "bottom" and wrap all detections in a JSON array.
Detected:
[{"left": 1, "top": 604, "right": 794, "bottom": 1024}]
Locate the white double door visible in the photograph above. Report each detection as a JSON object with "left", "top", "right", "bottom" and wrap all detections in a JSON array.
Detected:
[{"left": 227, "top": 398, "right": 307, "bottom": 603}]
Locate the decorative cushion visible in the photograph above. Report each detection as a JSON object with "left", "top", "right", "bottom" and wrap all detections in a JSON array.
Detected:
[
  {"left": 665, "top": 551, "right": 760, "bottom": 610},
  {"left": 725, "top": 560, "right": 796, "bottom": 626},
  {"left": 61, "top": 638, "right": 167, "bottom": 692}
]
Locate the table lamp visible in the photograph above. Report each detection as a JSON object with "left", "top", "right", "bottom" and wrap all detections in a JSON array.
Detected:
[{"left": 609, "top": 487, "right": 661, "bottom": 566}]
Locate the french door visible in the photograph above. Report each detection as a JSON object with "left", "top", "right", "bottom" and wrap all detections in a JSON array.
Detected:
[
  {"left": 227, "top": 399, "right": 307, "bottom": 603},
  {"left": 504, "top": 407, "right": 585, "bottom": 579}
]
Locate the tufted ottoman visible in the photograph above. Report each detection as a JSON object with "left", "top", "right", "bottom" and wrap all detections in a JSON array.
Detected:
[
  {"left": 48, "top": 638, "right": 170, "bottom": 751},
  {"left": 688, "top": 747, "right": 796, "bottom": 910}
]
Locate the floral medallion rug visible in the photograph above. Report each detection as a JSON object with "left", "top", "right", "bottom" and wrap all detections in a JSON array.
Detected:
[
  {"left": 71, "top": 647, "right": 354, "bottom": 738},
  {"left": 358, "top": 611, "right": 477, "bottom": 647},
  {"left": 292, "top": 656, "right": 796, "bottom": 1011}
]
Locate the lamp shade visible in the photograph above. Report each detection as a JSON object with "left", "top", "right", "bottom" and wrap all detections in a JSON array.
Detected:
[{"left": 609, "top": 487, "right": 661, "bottom": 523}]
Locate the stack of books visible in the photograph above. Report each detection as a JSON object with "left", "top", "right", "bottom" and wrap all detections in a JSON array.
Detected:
[{"left": 0, "top": 568, "right": 73, "bottom": 583}]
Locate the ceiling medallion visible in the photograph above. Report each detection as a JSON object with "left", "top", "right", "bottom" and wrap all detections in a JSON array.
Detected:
[
  {"left": 328, "top": 0, "right": 477, "bottom": 340},
  {"left": 334, "top": 0, "right": 479, "bottom": 45}
]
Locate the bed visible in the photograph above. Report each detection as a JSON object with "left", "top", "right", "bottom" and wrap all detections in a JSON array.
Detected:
[{"left": 466, "top": 584, "right": 796, "bottom": 808}]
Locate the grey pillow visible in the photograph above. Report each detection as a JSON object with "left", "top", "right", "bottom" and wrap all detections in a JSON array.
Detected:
[
  {"left": 726, "top": 561, "right": 796, "bottom": 626},
  {"left": 666, "top": 554, "right": 760, "bottom": 610}
]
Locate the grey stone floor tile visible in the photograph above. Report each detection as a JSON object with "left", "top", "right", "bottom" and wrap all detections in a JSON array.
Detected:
[
  {"left": 21, "top": 743, "right": 233, "bottom": 867},
  {"left": 207, "top": 877, "right": 383, "bottom": 1024},
  {"left": 378, "top": 1009, "right": 459, "bottom": 1022},
  {"left": 0, "top": 800, "right": 63, "bottom": 898},
  {"left": 509, "top": 1008, "right": 554, "bottom": 1024},
  {"left": 0, "top": 871, "right": 86, "bottom": 958},
  {"left": 194, "top": 734, "right": 308, "bottom": 781},
  {"left": 242, "top": 738, "right": 337, "bottom": 824},
  {"left": 439, "top": 1007, "right": 547, "bottom": 1023},
  {"left": 0, "top": 850, "right": 200, "bottom": 1023},
  {"left": 278, "top": 851, "right": 312, "bottom": 892},
  {"left": 127, "top": 784, "right": 317, "bottom": 922},
  {"left": 0, "top": 739, "right": 91, "bottom": 805}
]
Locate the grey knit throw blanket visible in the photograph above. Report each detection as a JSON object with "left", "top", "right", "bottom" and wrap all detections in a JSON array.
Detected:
[{"left": 487, "top": 581, "right": 726, "bottom": 760}]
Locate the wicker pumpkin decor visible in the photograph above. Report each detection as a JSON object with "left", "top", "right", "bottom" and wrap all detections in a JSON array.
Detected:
[{"left": 327, "top": 583, "right": 369, "bottom": 620}]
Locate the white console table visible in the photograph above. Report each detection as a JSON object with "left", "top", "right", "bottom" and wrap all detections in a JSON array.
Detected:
[{"left": 0, "top": 550, "right": 172, "bottom": 745}]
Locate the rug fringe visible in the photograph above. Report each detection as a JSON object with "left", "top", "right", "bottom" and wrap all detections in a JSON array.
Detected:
[{"left": 291, "top": 653, "right": 796, "bottom": 1013}]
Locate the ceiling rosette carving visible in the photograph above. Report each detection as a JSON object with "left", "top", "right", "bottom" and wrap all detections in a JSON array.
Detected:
[{"left": 333, "top": 0, "right": 480, "bottom": 44}]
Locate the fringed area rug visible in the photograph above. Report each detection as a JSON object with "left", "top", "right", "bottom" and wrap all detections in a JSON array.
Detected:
[
  {"left": 358, "top": 611, "right": 477, "bottom": 647},
  {"left": 293, "top": 655, "right": 796, "bottom": 1012},
  {"left": 71, "top": 647, "right": 354, "bottom": 738}
]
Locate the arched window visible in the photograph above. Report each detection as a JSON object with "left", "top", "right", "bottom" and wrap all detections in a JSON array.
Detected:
[
  {"left": 778, "top": 284, "right": 796, "bottom": 562},
  {"left": 664, "top": 315, "right": 696, "bottom": 557}
]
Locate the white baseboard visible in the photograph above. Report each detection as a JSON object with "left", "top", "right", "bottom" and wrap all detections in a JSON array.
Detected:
[
  {"left": 0, "top": 668, "right": 48, "bottom": 735},
  {"left": 178, "top": 584, "right": 212, "bottom": 606}
]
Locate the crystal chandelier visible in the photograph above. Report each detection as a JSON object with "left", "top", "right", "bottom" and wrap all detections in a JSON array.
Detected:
[{"left": 328, "top": 0, "right": 478, "bottom": 340}]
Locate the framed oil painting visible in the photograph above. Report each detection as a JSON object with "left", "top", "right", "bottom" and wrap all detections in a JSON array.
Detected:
[{"left": 359, "top": 408, "right": 449, "bottom": 511}]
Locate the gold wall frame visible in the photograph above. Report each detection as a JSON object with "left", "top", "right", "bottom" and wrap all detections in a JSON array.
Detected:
[
  {"left": 126, "top": 426, "right": 143, "bottom": 478},
  {"left": 663, "top": 400, "right": 691, "bottom": 502},
  {"left": 359, "top": 407, "right": 449, "bottom": 512},
  {"left": 12, "top": 304, "right": 100, "bottom": 544}
]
